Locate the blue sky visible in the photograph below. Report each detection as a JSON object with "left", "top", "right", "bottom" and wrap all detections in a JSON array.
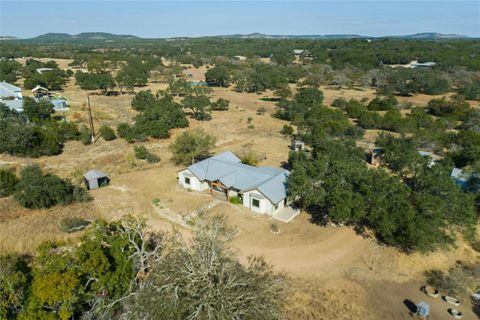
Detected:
[{"left": 1, "top": 1, "right": 479, "bottom": 38}]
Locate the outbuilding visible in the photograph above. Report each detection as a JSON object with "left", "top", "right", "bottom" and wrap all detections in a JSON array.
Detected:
[{"left": 83, "top": 170, "right": 110, "bottom": 190}]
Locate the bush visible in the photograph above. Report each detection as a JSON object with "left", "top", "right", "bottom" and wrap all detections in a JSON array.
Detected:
[
  {"left": 367, "top": 96, "right": 397, "bottom": 111},
  {"left": 99, "top": 124, "right": 116, "bottom": 141},
  {"left": 13, "top": 165, "right": 90, "bottom": 209},
  {"left": 134, "top": 145, "right": 160, "bottom": 163},
  {"left": 79, "top": 127, "right": 92, "bottom": 145},
  {"left": 229, "top": 196, "right": 242, "bottom": 204},
  {"left": 256, "top": 106, "right": 267, "bottom": 115},
  {"left": 59, "top": 217, "right": 91, "bottom": 233},
  {"left": 210, "top": 98, "right": 230, "bottom": 111},
  {"left": 0, "top": 167, "right": 18, "bottom": 198},
  {"left": 240, "top": 151, "right": 260, "bottom": 166},
  {"left": 280, "top": 124, "right": 294, "bottom": 136},
  {"left": 331, "top": 97, "right": 348, "bottom": 109}
]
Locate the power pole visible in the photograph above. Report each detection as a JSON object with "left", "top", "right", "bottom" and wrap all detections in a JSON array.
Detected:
[{"left": 86, "top": 92, "right": 95, "bottom": 144}]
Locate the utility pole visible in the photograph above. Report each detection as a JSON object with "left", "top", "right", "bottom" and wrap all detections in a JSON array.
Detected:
[{"left": 86, "top": 92, "right": 95, "bottom": 144}]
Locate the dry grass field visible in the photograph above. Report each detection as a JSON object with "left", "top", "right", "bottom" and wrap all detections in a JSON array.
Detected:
[{"left": 1, "top": 60, "right": 479, "bottom": 319}]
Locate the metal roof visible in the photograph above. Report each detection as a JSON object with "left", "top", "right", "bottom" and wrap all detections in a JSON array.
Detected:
[
  {"left": 1, "top": 99, "right": 23, "bottom": 112},
  {"left": 83, "top": 169, "right": 108, "bottom": 180},
  {"left": 0, "top": 82, "right": 22, "bottom": 99},
  {"left": 187, "top": 151, "right": 288, "bottom": 203}
]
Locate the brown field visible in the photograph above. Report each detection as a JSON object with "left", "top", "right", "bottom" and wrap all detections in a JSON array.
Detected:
[{"left": 1, "top": 60, "right": 479, "bottom": 319}]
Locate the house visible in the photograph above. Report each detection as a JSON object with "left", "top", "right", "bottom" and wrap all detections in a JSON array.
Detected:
[
  {"left": 83, "top": 170, "right": 110, "bottom": 190},
  {"left": 178, "top": 151, "right": 296, "bottom": 219},
  {"left": 0, "top": 81, "right": 24, "bottom": 112},
  {"left": 293, "top": 49, "right": 304, "bottom": 55},
  {"left": 410, "top": 62, "right": 436, "bottom": 69}
]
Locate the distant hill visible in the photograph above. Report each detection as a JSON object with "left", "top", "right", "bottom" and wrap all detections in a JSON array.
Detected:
[
  {"left": 215, "top": 32, "right": 469, "bottom": 40},
  {"left": 29, "top": 32, "right": 140, "bottom": 42},
  {"left": 16, "top": 32, "right": 472, "bottom": 42},
  {"left": 0, "top": 36, "right": 19, "bottom": 40}
]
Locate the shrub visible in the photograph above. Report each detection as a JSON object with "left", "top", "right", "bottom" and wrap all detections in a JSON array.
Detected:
[
  {"left": 367, "top": 96, "right": 397, "bottom": 111},
  {"left": 59, "top": 217, "right": 91, "bottom": 233},
  {"left": 280, "top": 124, "right": 294, "bottom": 136},
  {"left": 79, "top": 127, "right": 92, "bottom": 145},
  {"left": 331, "top": 97, "right": 348, "bottom": 109},
  {"left": 229, "top": 196, "right": 242, "bottom": 204},
  {"left": 134, "top": 145, "right": 160, "bottom": 163},
  {"left": 0, "top": 167, "right": 18, "bottom": 198},
  {"left": 240, "top": 151, "right": 260, "bottom": 166},
  {"left": 99, "top": 124, "right": 116, "bottom": 141},
  {"left": 210, "top": 98, "right": 230, "bottom": 111},
  {"left": 247, "top": 117, "right": 253, "bottom": 124},
  {"left": 256, "top": 106, "right": 267, "bottom": 115}
]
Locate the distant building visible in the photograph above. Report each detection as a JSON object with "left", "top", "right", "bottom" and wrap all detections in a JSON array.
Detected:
[
  {"left": 0, "top": 81, "right": 24, "bottom": 112},
  {"left": 36, "top": 68, "right": 55, "bottom": 74},
  {"left": 293, "top": 49, "right": 304, "bottom": 55},
  {"left": 32, "top": 85, "right": 49, "bottom": 98},
  {"left": 410, "top": 62, "right": 436, "bottom": 69},
  {"left": 451, "top": 168, "right": 469, "bottom": 189}
]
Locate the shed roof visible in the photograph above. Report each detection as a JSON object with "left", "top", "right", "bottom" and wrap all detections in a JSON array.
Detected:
[
  {"left": 187, "top": 151, "right": 288, "bottom": 203},
  {"left": 83, "top": 169, "right": 108, "bottom": 180}
]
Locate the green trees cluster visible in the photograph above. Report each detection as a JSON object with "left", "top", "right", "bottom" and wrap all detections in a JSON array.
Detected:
[
  {"left": 0, "top": 102, "right": 80, "bottom": 157},
  {"left": 12, "top": 165, "right": 90, "bottom": 209},
  {"left": 22, "top": 59, "right": 69, "bottom": 90},
  {"left": 75, "top": 70, "right": 115, "bottom": 94},
  {"left": 0, "top": 60, "right": 22, "bottom": 83},
  {"left": 285, "top": 86, "right": 478, "bottom": 252},
  {"left": 116, "top": 60, "right": 150, "bottom": 93},
  {"left": 119, "top": 91, "right": 188, "bottom": 142},
  {"left": 0, "top": 215, "right": 285, "bottom": 320},
  {"left": 169, "top": 128, "right": 216, "bottom": 165}
]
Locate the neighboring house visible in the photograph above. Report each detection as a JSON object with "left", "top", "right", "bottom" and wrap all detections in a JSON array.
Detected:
[
  {"left": 32, "top": 85, "right": 49, "bottom": 98},
  {"left": 178, "top": 151, "right": 291, "bottom": 217},
  {"left": 0, "top": 81, "right": 24, "bottom": 112}
]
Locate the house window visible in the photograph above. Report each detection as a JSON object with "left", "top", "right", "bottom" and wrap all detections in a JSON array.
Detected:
[
  {"left": 185, "top": 177, "right": 191, "bottom": 185},
  {"left": 252, "top": 198, "right": 260, "bottom": 208}
]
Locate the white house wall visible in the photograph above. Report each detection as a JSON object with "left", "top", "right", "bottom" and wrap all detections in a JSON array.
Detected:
[
  {"left": 178, "top": 169, "right": 209, "bottom": 191},
  {"left": 241, "top": 189, "right": 284, "bottom": 215}
]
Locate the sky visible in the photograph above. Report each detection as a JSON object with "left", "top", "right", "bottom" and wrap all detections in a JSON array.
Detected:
[{"left": 0, "top": 1, "right": 479, "bottom": 38}]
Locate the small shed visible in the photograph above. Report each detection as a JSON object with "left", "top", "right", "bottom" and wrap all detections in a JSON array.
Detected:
[
  {"left": 369, "top": 147, "right": 384, "bottom": 166},
  {"left": 291, "top": 139, "right": 305, "bottom": 152},
  {"left": 415, "top": 301, "right": 430, "bottom": 319},
  {"left": 83, "top": 170, "right": 110, "bottom": 190}
]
